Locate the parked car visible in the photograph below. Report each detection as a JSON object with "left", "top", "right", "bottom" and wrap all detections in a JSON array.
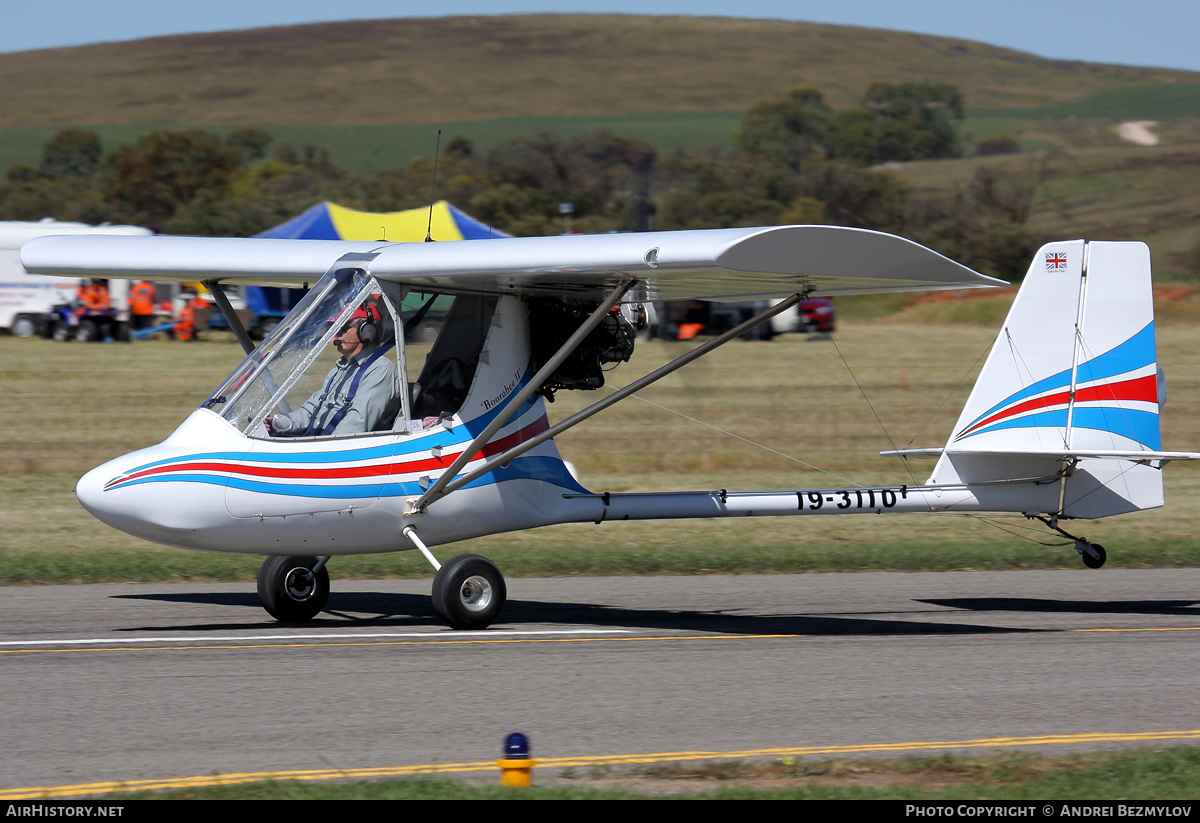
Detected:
[
  {"left": 655, "top": 297, "right": 836, "bottom": 340},
  {"left": 801, "top": 296, "right": 836, "bottom": 333}
]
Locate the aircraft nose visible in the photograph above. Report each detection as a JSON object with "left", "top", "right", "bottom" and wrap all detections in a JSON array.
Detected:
[
  {"left": 73, "top": 447, "right": 234, "bottom": 551},
  {"left": 75, "top": 460, "right": 136, "bottom": 533}
]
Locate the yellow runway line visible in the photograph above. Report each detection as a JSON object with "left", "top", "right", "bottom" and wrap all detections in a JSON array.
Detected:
[{"left": 5, "top": 728, "right": 1200, "bottom": 800}]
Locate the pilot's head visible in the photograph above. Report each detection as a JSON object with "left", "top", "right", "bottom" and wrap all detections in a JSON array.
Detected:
[{"left": 333, "top": 304, "right": 381, "bottom": 360}]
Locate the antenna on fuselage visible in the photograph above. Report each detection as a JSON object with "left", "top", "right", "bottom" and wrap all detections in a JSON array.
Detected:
[{"left": 425, "top": 129, "right": 442, "bottom": 243}]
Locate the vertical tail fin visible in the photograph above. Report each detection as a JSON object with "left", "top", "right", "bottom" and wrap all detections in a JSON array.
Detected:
[{"left": 929, "top": 240, "right": 1165, "bottom": 517}]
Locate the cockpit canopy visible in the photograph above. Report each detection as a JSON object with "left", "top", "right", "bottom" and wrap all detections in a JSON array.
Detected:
[{"left": 202, "top": 265, "right": 496, "bottom": 439}]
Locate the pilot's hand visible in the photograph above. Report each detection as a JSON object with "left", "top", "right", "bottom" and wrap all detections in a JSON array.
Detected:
[{"left": 264, "top": 415, "right": 279, "bottom": 436}]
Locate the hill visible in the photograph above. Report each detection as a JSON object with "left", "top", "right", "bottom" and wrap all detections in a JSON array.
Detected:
[
  {"left": 1, "top": 14, "right": 1196, "bottom": 128},
  {"left": 2, "top": 14, "right": 1198, "bottom": 281}
]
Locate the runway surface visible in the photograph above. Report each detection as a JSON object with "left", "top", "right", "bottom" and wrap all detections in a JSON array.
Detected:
[{"left": 3, "top": 569, "right": 1200, "bottom": 796}]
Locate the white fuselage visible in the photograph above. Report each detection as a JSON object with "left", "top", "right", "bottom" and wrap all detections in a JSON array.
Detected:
[{"left": 76, "top": 294, "right": 595, "bottom": 554}]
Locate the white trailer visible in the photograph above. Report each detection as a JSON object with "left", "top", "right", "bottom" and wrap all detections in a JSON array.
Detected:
[{"left": 0, "top": 219, "right": 151, "bottom": 336}]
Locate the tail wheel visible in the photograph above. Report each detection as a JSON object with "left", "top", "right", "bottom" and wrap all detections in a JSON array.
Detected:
[
  {"left": 257, "top": 555, "right": 330, "bottom": 622},
  {"left": 1080, "top": 543, "right": 1107, "bottom": 569},
  {"left": 432, "top": 554, "right": 507, "bottom": 630}
]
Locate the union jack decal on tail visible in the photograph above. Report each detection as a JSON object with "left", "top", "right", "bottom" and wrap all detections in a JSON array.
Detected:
[
  {"left": 953, "top": 322, "right": 1160, "bottom": 449},
  {"left": 1045, "top": 252, "right": 1068, "bottom": 270}
]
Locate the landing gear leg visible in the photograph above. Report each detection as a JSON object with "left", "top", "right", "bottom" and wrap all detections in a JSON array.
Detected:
[
  {"left": 404, "top": 526, "right": 507, "bottom": 630},
  {"left": 1034, "top": 516, "right": 1107, "bottom": 569},
  {"left": 257, "top": 555, "right": 331, "bottom": 621}
]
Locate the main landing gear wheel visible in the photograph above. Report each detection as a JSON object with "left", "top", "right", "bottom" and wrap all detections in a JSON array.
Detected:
[
  {"left": 257, "top": 555, "right": 330, "bottom": 622},
  {"left": 432, "top": 554, "right": 507, "bottom": 630},
  {"left": 1078, "top": 541, "right": 1107, "bottom": 569}
]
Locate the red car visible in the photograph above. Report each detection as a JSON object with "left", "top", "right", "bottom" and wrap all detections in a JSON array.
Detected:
[{"left": 801, "top": 296, "right": 836, "bottom": 333}]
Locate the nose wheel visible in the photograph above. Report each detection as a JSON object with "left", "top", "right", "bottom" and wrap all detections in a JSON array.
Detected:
[{"left": 258, "top": 555, "right": 330, "bottom": 621}]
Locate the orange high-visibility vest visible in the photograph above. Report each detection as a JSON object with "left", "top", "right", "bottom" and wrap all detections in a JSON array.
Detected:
[
  {"left": 130, "top": 282, "right": 156, "bottom": 316},
  {"left": 176, "top": 301, "right": 196, "bottom": 341},
  {"left": 77, "top": 283, "right": 111, "bottom": 312}
]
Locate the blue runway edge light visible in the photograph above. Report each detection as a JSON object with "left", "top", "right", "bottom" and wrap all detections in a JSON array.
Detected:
[{"left": 504, "top": 732, "right": 530, "bottom": 759}]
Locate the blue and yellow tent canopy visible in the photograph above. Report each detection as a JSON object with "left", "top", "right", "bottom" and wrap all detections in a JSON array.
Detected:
[
  {"left": 244, "top": 201, "right": 507, "bottom": 318},
  {"left": 255, "top": 201, "right": 507, "bottom": 242}
]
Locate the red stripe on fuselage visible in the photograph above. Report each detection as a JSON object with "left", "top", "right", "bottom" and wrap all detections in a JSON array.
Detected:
[{"left": 107, "top": 415, "right": 552, "bottom": 486}]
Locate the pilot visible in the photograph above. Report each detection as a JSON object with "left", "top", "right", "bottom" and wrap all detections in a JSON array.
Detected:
[{"left": 265, "top": 304, "right": 400, "bottom": 437}]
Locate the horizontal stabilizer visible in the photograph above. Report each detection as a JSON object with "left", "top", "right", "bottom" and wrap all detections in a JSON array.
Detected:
[
  {"left": 949, "top": 449, "right": 1200, "bottom": 465},
  {"left": 885, "top": 448, "right": 1200, "bottom": 465},
  {"left": 880, "top": 448, "right": 943, "bottom": 459}
]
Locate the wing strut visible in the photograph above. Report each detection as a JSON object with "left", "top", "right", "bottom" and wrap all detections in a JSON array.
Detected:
[
  {"left": 411, "top": 279, "right": 636, "bottom": 512},
  {"left": 204, "top": 279, "right": 255, "bottom": 355},
  {"left": 420, "top": 293, "right": 807, "bottom": 509}
]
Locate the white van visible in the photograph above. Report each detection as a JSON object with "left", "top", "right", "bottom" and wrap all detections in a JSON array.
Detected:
[{"left": 0, "top": 219, "right": 152, "bottom": 336}]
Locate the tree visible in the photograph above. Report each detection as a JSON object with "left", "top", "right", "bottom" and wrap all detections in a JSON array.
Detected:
[
  {"left": 169, "top": 156, "right": 354, "bottom": 237},
  {"left": 225, "top": 127, "right": 273, "bottom": 166},
  {"left": 444, "top": 136, "right": 476, "bottom": 161},
  {"left": 734, "top": 86, "right": 831, "bottom": 170},
  {"left": 794, "top": 160, "right": 910, "bottom": 231},
  {"left": 40, "top": 129, "right": 103, "bottom": 180},
  {"left": 479, "top": 129, "right": 658, "bottom": 232},
  {"left": 657, "top": 150, "right": 795, "bottom": 230},
  {"left": 102, "top": 130, "right": 242, "bottom": 224},
  {"left": 469, "top": 183, "right": 559, "bottom": 236},
  {"left": 825, "top": 109, "right": 877, "bottom": 166},
  {"left": 860, "top": 82, "right": 964, "bottom": 162},
  {"left": 903, "top": 166, "right": 1041, "bottom": 280}
]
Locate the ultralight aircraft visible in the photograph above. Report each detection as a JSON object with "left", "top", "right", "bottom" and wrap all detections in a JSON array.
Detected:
[{"left": 21, "top": 226, "right": 1199, "bottom": 628}]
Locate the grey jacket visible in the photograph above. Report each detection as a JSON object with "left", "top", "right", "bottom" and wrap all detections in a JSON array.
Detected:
[{"left": 271, "top": 346, "right": 400, "bottom": 436}]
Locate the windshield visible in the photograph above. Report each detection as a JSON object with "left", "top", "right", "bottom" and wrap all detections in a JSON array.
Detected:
[
  {"left": 203, "top": 266, "right": 388, "bottom": 435},
  {"left": 201, "top": 262, "right": 496, "bottom": 439}
]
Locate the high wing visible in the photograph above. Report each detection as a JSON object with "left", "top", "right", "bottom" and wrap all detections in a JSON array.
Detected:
[{"left": 20, "top": 225, "right": 1003, "bottom": 300}]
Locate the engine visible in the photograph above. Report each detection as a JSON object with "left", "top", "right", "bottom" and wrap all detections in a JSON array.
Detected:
[{"left": 528, "top": 298, "right": 637, "bottom": 401}]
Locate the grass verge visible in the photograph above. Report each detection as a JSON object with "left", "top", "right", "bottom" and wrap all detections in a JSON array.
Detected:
[
  {"left": 105, "top": 746, "right": 1200, "bottom": 799},
  {"left": 4, "top": 316, "right": 1200, "bottom": 585}
]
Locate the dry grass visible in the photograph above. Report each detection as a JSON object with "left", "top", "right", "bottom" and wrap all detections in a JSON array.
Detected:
[
  {"left": 893, "top": 134, "right": 1200, "bottom": 281},
  {"left": 0, "top": 15, "right": 1194, "bottom": 128},
  {"left": 3, "top": 306, "right": 1200, "bottom": 580}
]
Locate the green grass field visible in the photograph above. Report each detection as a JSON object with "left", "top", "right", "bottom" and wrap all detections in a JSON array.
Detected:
[
  {"left": 0, "top": 112, "right": 747, "bottom": 176},
  {"left": 4, "top": 296, "right": 1200, "bottom": 584}
]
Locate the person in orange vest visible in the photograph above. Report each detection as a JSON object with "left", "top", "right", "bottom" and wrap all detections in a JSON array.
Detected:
[
  {"left": 129, "top": 280, "right": 157, "bottom": 332},
  {"left": 74, "top": 280, "right": 91, "bottom": 313},
  {"left": 175, "top": 291, "right": 198, "bottom": 342},
  {"left": 76, "top": 279, "right": 112, "bottom": 313},
  {"left": 74, "top": 279, "right": 116, "bottom": 340}
]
